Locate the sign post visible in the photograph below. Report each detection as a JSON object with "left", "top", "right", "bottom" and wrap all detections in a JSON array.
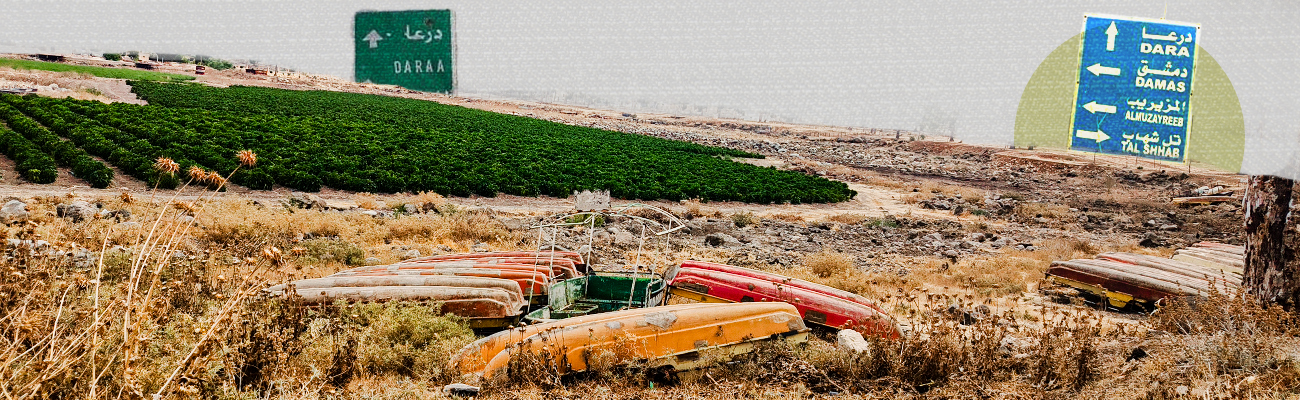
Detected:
[
  {"left": 354, "top": 10, "right": 455, "bottom": 93},
  {"left": 1069, "top": 15, "right": 1199, "bottom": 163}
]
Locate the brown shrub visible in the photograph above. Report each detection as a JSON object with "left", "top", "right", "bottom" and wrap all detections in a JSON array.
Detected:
[
  {"left": 804, "top": 249, "right": 853, "bottom": 278},
  {"left": 826, "top": 213, "right": 868, "bottom": 225}
]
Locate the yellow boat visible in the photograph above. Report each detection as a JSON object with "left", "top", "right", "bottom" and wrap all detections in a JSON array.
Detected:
[{"left": 451, "top": 302, "right": 809, "bottom": 380}]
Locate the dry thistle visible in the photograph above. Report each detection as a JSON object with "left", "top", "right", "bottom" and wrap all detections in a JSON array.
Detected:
[
  {"left": 207, "top": 171, "right": 226, "bottom": 187},
  {"left": 262, "top": 246, "right": 284, "bottom": 267},
  {"left": 154, "top": 157, "right": 180, "bottom": 175},
  {"left": 173, "top": 202, "right": 198, "bottom": 214},
  {"left": 236, "top": 150, "right": 257, "bottom": 167},
  {"left": 120, "top": 191, "right": 134, "bottom": 204},
  {"left": 187, "top": 166, "right": 208, "bottom": 183}
]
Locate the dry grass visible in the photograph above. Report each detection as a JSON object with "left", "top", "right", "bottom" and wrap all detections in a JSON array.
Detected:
[
  {"left": 729, "top": 211, "right": 757, "bottom": 228},
  {"left": 803, "top": 249, "right": 854, "bottom": 278},
  {"left": 825, "top": 213, "right": 869, "bottom": 225},
  {"left": 764, "top": 212, "right": 806, "bottom": 223},
  {"left": 1014, "top": 201, "right": 1076, "bottom": 223},
  {"left": 353, "top": 192, "right": 382, "bottom": 210}
]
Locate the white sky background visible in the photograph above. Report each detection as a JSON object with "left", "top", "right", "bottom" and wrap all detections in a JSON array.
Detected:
[{"left": 2, "top": 0, "right": 1297, "bottom": 177}]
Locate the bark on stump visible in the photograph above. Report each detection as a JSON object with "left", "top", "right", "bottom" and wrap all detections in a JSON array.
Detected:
[{"left": 1243, "top": 175, "right": 1297, "bottom": 308}]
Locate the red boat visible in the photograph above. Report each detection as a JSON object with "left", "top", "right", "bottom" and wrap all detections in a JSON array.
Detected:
[{"left": 665, "top": 261, "right": 899, "bottom": 339}]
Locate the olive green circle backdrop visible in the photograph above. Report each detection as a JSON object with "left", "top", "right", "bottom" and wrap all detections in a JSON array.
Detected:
[{"left": 1013, "top": 32, "right": 1244, "bottom": 172}]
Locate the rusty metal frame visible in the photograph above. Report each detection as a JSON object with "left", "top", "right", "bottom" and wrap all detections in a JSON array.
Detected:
[{"left": 529, "top": 203, "right": 685, "bottom": 309}]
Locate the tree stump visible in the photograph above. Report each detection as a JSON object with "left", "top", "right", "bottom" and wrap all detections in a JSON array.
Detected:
[{"left": 1243, "top": 175, "right": 1297, "bottom": 308}]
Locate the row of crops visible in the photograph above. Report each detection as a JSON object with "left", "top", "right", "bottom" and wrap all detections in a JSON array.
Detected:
[{"left": 0, "top": 82, "right": 856, "bottom": 203}]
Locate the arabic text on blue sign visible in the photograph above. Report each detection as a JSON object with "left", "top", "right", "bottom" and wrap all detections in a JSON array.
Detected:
[{"left": 1070, "top": 15, "right": 1199, "bottom": 163}]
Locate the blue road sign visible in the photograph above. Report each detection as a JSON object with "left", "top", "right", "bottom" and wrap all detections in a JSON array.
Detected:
[{"left": 1070, "top": 15, "right": 1199, "bottom": 163}]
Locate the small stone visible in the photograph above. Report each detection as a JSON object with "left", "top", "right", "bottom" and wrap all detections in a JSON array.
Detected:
[
  {"left": 836, "top": 329, "right": 870, "bottom": 353},
  {"left": 401, "top": 249, "right": 421, "bottom": 260},
  {"left": 57, "top": 201, "right": 98, "bottom": 223},
  {"left": 704, "top": 233, "right": 740, "bottom": 247},
  {"left": 1159, "top": 224, "right": 1179, "bottom": 231},
  {"left": 472, "top": 243, "right": 490, "bottom": 252},
  {"left": 443, "top": 383, "right": 480, "bottom": 397},
  {"left": 364, "top": 257, "right": 383, "bottom": 265},
  {"left": 402, "top": 203, "right": 418, "bottom": 214},
  {"left": 116, "top": 221, "right": 142, "bottom": 230},
  {"left": 0, "top": 200, "right": 28, "bottom": 222},
  {"left": 285, "top": 193, "right": 328, "bottom": 210}
]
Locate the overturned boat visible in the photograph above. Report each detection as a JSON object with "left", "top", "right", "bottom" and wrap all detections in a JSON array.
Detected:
[
  {"left": 379, "top": 257, "right": 582, "bottom": 278},
  {"left": 523, "top": 272, "right": 666, "bottom": 323},
  {"left": 331, "top": 268, "right": 554, "bottom": 298},
  {"left": 402, "top": 251, "right": 587, "bottom": 272},
  {"left": 1047, "top": 248, "right": 1240, "bottom": 310},
  {"left": 665, "top": 260, "right": 899, "bottom": 339},
  {"left": 265, "top": 275, "right": 527, "bottom": 328},
  {"left": 451, "top": 302, "right": 809, "bottom": 380}
]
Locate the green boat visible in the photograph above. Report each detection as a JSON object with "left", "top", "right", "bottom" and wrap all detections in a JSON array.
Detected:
[{"left": 524, "top": 272, "right": 666, "bottom": 323}]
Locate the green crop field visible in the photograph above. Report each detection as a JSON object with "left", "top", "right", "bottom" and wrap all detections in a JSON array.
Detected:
[
  {"left": 0, "top": 58, "right": 194, "bottom": 82},
  {"left": 0, "top": 82, "right": 855, "bottom": 203}
]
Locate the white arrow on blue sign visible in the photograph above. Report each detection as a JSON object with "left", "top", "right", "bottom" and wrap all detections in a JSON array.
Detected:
[{"left": 1069, "top": 15, "right": 1200, "bottom": 163}]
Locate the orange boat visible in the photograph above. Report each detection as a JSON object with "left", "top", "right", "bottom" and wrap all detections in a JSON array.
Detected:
[{"left": 452, "top": 302, "right": 809, "bottom": 380}]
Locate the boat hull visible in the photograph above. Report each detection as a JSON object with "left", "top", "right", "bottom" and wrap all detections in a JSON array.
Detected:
[
  {"left": 666, "top": 261, "right": 898, "bottom": 338},
  {"left": 401, "top": 251, "right": 585, "bottom": 271},
  {"left": 457, "top": 303, "right": 809, "bottom": 380},
  {"left": 332, "top": 268, "right": 551, "bottom": 297}
]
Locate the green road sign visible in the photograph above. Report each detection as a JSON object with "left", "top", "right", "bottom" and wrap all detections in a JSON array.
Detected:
[{"left": 354, "top": 10, "right": 454, "bottom": 93}]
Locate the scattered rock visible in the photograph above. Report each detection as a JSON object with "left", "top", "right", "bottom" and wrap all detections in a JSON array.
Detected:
[
  {"left": 944, "top": 304, "right": 989, "bottom": 325},
  {"left": 285, "top": 193, "right": 329, "bottom": 210},
  {"left": 704, "top": 233, "right": 740, "bottom": 247},
  {"left": 402, "top": 203, "right": 419, "bottom": 214},
  {"left": 102, "top": 209, "right": 131, "bottom": 222},
  {"left": 0, "top": 200, "right": 28, "bottom": 222},
  {"left": 1139, "top": 232, "right": 1166, "bottom": 248},
  {"left": 1127, "top": 347, "right": 1149, "bottom": 362},
  {"left": 57, "top": 201, "right": 101, "bottom": 222},
  {"left": 999, "top": 335, "right": 1034, "bottom": 355},
  {"left": 364, "top": 257, "right": 383, "bottom": 265},
  {"left": 401, "top": 249, "right": 421, "bottom": 260},
  {"left": 836, "top": 329, "right": 870, "bottom": 353},
  {"left": 612, "top": 228, "right": 635, "bottom": 245},
  {"left": 472, "top": 243, "right": 490, "bottom": 252},
  {"left": 443, "top": 383, "right": 480, "bottom": 397}
]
